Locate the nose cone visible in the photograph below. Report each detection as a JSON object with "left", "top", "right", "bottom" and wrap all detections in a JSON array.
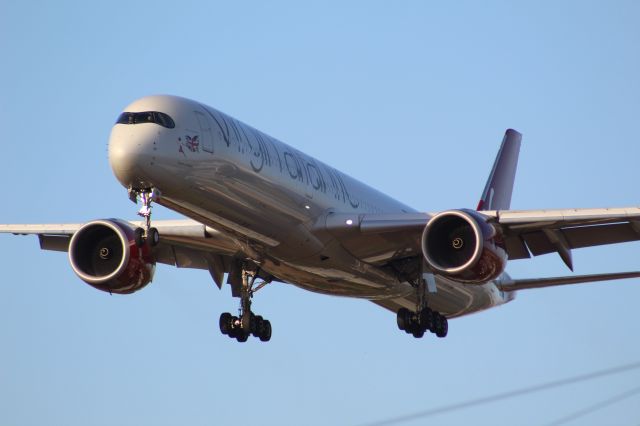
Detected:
[{"left": 108, "top": 124, "right": 156, "bottom": 189}]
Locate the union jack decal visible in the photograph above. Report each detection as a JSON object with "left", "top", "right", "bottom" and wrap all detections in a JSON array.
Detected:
[{"left": 185, "top": 135, "right": 200, "bottom": 152}]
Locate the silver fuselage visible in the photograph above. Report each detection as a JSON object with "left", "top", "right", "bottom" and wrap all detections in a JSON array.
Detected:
[{"left": 108, "top": 95, "right": 510, "bottom": 317}]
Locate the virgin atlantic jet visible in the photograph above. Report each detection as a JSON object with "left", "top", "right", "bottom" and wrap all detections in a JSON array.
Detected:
[{"left": 3, "top": 95, "right": 639, "bottom": 342}]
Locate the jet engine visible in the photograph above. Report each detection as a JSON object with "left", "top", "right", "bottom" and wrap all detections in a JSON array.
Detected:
[
  {"left": 421, "top": 209, "right": 507, "bottom": 284},
  {"left": 68, "top": 219, "right": 155, "bottom": 294}
]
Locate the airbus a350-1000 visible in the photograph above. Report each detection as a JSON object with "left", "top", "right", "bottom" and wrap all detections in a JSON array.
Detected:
[{"left": 3, "top": 95, "right": 640, "bottom": 342}]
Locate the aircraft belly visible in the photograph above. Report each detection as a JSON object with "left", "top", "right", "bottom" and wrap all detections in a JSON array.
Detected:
[
  {"left": 260, "top": 256, "right": 415, "bottom": 299},
  {"left": 377, "top": 278, "right": 508, "bottom": 318},
  {"left": 430, "top": 279, "right": 504, "bottom": 317},
  {"left": 143, "top": 157, "right": 514, "bottom": 309}
]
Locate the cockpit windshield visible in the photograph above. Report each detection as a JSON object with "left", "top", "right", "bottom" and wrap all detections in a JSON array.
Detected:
[{"left": 116, "top": 111, "right": 175, "bottom": 129}]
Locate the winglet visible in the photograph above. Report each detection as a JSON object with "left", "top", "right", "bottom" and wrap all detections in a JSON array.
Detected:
[{"left": 476, "top": 129, "right": 522, "bottom": 211}]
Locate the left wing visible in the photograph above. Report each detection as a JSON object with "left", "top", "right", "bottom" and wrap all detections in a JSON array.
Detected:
[
  {"left": 321, "top": 206, "right": 640, "bottom": 271},
  {"left": 319, "top": 128, "right": 640, "bottom": 274}
]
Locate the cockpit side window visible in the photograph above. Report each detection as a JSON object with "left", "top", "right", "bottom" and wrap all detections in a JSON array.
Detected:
[{"left": 116, "top": 111, "right": 175, "bottom": 129}]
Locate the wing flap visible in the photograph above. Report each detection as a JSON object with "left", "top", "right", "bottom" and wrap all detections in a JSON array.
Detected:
[
  {"left": 488, "top": 208, "right": 640, "bottom": 268},
  {"left": 38, "top": 235, "right": 70, "bottom": 252},
  {"left": 562, "top": 222, "right": 640, "bottom": 248}
]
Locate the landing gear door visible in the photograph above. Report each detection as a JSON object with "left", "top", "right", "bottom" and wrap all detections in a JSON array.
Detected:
[{"left": 195, "top": 111, "right": 214, "bottom": 153}]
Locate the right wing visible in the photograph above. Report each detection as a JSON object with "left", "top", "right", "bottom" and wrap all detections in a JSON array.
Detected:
[{"left": 0, "top": 219, "right": 240, "bottom": 288}]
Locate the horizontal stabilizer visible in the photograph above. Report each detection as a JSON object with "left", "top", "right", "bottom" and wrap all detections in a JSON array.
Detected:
[{"left": 497, "top": 271, "right": 640, "bottom": 292}]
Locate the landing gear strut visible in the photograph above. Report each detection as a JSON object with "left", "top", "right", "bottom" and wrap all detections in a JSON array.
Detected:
[
  {"left": 132, "top": 188, "right": 160, "bottom": 247},
  {"left": 219, "top": 267, "right": 272, "bottom": 342},
  {"left": 396, "top": 273, "right": 448, "bottom": 339}
]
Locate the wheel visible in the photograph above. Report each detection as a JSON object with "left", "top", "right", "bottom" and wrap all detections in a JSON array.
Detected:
[
  {"left": 420, "top": 308, "right": 433, "bottom": 332},
  {"left": 134, "top": 228, "right": 145, "bottom": 247},
  {"left": 250, "top": 314, "right": 262, "bottom": 337},
  {"left": 436, "top": 316, "right": 448, "bottom": 338},
  {"left": 403, "top": 319, "right": 414, "bottom": 334},
  {"left": 148, "top": 227, "right": 160, "bottom": 246},
  {"left": 430, "top": 313, "right": 441, "bottom": 335},
  {"left": 396, "top": 308, "right": 407, "bottom": 330},
  {"left": 236, "top": 331, "right": 248, "bottom": 342},
  {"left": 251, "top": 315, "right": 264, "bottom": 337},
  {"left": 412, "top": 328, "right": 425, "bottom": 338},
  {"left": 397, "top": 308, "right": 410, "bottom": 330},
  {"left": 219, "top": 312, "right": 232, "bottom": 335},
  {"left": 241, "top": 313, "right": 251, "bottom": 332},
  {"left": 228, "top": 316, "right": 240, "bottom": 338},
  {"left": 259, "top": 320, "right": 272, "bottom": 342},
  {"left": 257, "top": 317, "right": 266, "bottom": 337}
]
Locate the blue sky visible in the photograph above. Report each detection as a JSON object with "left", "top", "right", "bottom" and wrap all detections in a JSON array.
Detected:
[{"left": 1, "top": 1, "right": 640, "bottom": 425}]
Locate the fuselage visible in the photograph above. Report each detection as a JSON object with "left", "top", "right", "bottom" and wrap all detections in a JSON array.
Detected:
[{"left": 108, "top": 95, "right": 511, "bottom": 317}]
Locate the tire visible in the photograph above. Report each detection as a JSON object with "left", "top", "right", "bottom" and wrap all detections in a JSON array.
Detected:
[
  {"left": 219, "top": 312, "right": 232, "bottom": 335},
  {"left": 420, "top": 309, "right": 433, "bottom": 332},
  {"left": 228, "top": 316, "right": 240, "bottom": 338},
  {"left": 397, "top": 308, "right": 410, "bottom": 330},
  {"left": 436, "top": 316, "right": 448, "bottom": 338},
  {"left": 259, "top": 320, "right": 272, "bottom": 342},
  {"left": 431, "top": 313, "right": 441, "bottom": 335},
  {"left": 134, "top": 228, "right": 145, "bottom": 247},
  {"left": 251, "top": 315, "right": 264, "bottom": 337},
  {"left": 405, "top": 320, "right": 417, "bottom": 334},
  {"left": 148, "top": 227, "right": 160, "bottom": 246},
  {"left": 236, "top": 331, "right": 248, "bottom": 342},
  {"left": 241, "top": 313, "right": 251, "bottom": 332},
  {"left": 412, "top": 328, "right": 425, "bottom": 338}
]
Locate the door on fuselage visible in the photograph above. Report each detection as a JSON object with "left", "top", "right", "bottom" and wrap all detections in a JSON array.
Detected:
[{"left": 194, "top": 110, "right": 214, "bottom": 153}]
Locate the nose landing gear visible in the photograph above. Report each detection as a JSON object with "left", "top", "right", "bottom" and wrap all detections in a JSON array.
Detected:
[
  {"left": 131, "top": 188, "right": 160, "bottom": 247},
  {"left": 219, "top": 267, "right": 272, "bottom": 343}
]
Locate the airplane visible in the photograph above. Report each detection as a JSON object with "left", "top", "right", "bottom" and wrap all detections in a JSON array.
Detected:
[{"left": 2, "top": 94, "right": 640, "bottom": 343}]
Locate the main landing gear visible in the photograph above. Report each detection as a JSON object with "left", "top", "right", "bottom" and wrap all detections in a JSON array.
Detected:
[
  {"left": 219, "top": 268, "right": 272, "bottom": 343},
  {"left": 132, "top": 188, "right": 160, "bottom": 247},
  {"left": 396, "top": 271, "right": 448, "bottom": 339},
  {"left": 396, "top": 307, "right": 448, "bottom": 338}
]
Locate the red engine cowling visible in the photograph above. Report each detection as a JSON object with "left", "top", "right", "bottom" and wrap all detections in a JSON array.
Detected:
[
  {"left": 421, "top": 209, "right": 507, "bottom": 284},
  {"left": 68, "top": 219, "right": 155, "bottom": 294}
]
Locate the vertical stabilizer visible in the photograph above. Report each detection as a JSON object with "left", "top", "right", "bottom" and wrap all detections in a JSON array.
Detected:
[{"left": 476, "top": 129, "right": 522, "bottom": 211}]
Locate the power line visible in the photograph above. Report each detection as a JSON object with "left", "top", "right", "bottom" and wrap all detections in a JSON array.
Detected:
[
  {"left": 358, "top": 361, "right": 640, "bottom": 426},
  {"left": 545, "top": 385, "right": 640, "bottom": 426}
]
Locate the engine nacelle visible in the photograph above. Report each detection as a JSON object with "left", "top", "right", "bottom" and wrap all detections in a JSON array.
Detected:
[
  {"left": 421, "top": 209, "right": 507, "bottom": 284},
  {"left": 68, "top": 219, "right": 155, "bottom": 294}
]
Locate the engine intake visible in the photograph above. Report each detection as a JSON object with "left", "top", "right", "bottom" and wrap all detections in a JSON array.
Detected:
[
  {"left": 68, "top": 219, "right": 155, "bottom": 294},
  {"left": 421, "top": 209, "right": 507, "bottom": 283}
]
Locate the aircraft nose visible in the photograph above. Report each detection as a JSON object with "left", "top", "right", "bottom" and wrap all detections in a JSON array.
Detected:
[{"left": 108, "top": 124, "right": 156, "bottom": 189}]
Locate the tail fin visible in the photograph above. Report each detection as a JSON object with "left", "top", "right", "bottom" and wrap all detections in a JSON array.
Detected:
[{"left": 476, "top": 129, "right": 522, "bottom": 211}]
